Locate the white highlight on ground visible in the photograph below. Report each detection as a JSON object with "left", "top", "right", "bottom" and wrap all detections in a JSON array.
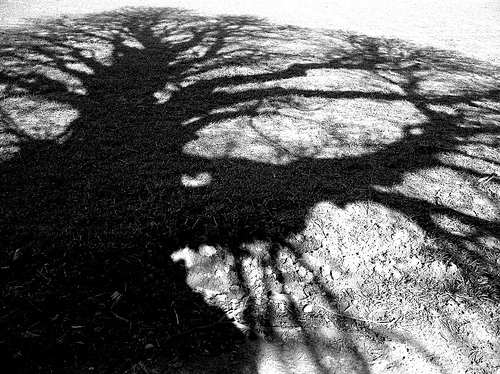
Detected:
[
  {"left": 181, "top": 172, "right": 212, "bottom": 187},
  {"left": 153, "top": 83, "right": 180, "bottom": 104},
  {"left": 0, "top": 96, "right": 79, "bottom": 160},
  {"left": 170, "top": 246, "right": 197, "bottom": 268}
]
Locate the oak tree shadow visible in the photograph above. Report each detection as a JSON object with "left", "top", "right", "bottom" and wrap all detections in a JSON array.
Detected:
[{"left": 1, "top": 7, "right": 499, "bottom": 374}]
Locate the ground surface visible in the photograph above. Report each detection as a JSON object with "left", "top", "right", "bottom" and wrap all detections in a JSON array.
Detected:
[
  {"left": 2, "top": 0, "right": 500, "bottom": 65},
  {"left": 1, "top": 3, "right": 500, "bottom": 374}
]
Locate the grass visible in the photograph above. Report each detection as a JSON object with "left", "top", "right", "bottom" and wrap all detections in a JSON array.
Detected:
[{"left": 1, "top": 6, "right": 500, "bottom": 374}]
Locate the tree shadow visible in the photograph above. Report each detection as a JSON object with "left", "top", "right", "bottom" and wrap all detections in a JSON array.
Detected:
[{"left": 1, "top": 7, "right": 499, "bottom": 374}]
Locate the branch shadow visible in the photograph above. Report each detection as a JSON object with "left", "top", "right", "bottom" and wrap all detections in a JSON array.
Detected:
[{"left": 1, "top": 6, "right": 499, "bottom": 374}]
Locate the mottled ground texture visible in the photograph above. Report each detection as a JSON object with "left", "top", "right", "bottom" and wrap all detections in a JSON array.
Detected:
[{"left": 1, "top": 2, "right": 500, "bottom": 374}]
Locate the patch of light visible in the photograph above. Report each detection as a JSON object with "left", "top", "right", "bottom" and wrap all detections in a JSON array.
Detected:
[
  {"left": 65, "top": 62, "right": 94, "bottom": 75},
  {"left": 171, "top": 246, "right": 197, "bottom": 268},
  {"left": 68, "top": 87, "right": 87, "bottom": 95},
  {"left": 37, "top": 65, "right": 87, "bottom": 94},
  {"left": 182, "top": 118, "right": 298, "bottom": 165},
  {"left": 399, "top": 168, "right": 500, "bottom": 222},
  {"left": 0, "top": 96, "right": 79, "bottom": 160},
  {"left": 161, "top": 32, "right": 195, "bottom": 45},
  {"left": 183, "top": 99, "right": 425, "bottom": 164},
  {"left": 181, "top": 172, "right": 212, "bottom": 187},
  {"left": 430, "top": 212, "right": 475, "bottom": 237},
  {"left": 408, "top": 126, "right": 424, "bottom": 136},
  {"left": 153, "top": 82, "right": 180, "bottom": 104},
  {"left": 122, "top": 37, "right": 145, "bottom": 49},
  {"left": 427, "top": 104, "right": 458, "bottom": 117},
  {"left": 304, "top": 200, "right": 425, "bottom": 271},
  {"left": 79, "top": 45, "right": 115, "bottom": 67},
  {"left": 170, "top": 243, "right": 237, "bottom": 301},
  {"left": 182, "top": 116, "right": 202, "bottom": 126},
  {"left": 177, "top": 45, "right": 210, "bottom": 60}
]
